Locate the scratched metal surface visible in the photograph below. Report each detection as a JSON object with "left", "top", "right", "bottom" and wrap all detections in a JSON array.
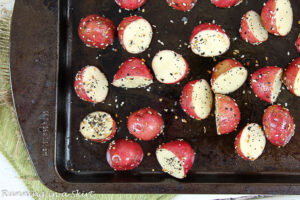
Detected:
[{"left": 10, "top": 0, "right": 300, "bottom": 194}]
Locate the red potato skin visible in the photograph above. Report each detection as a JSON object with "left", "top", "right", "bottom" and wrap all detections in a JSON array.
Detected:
[
  {"left": 216, "top": 94, "right": 240, "bottom": 135},
  {"left": 106, "top": 139, "right": 143, "bottom": 171},
  {"left": 166, "top": 0, "right": 197, "bottom": 11},
  {"left": 263, "top": 105, "right": 295, "bottom": 147},
  {"left": 78, "top": 15, "right": 116, "bottom": 49},
  {"left": 260, "top": 0, "right": 282, "bottom": 36},
  {"left": 190, "top": 23, "right": 229, "bottom": 44},
  {"left": 115, "top": 0, "right": 147, "bottom": 10},
  {"left": 113, "top": 57, "right": 153, "bottom": 82},
  {"left": 74, "top": 66, "right": 94, "bottom": 103},
  {"left": 251, "top": 66, "right": 282, "bottom": 103},
  {"left": 240, "top": 12, "right": 264, "bottom": 44},
  {"left": 234, "top": 125, "right": 253, "bottom": 161},
  {"left": 284, "top": 57, "right": 300, "bottom": 96},
  {"left": 296, "top": 36, "right": 300, "bottom": 53},
  {"left": 180, "top": 80, "right": 209, "bottom": 120},
  {"left": 159, "top": 140, "right": 195, "bottom": 176},
  {"left": 127, "top": 108, "right": 164, "bottom": 141},
  {"left": 118, "top": 16, "right": 144, "bottom": 52},
  {"left": 211, "top": 59, "right": 245, "bottom": 86},
  {"left": 211, "top": 0, "right": 242, "bottom": 8}
]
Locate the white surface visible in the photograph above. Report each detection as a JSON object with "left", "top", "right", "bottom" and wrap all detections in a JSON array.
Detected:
[
  {"left": 173, "top": 195, "right": 257, "bottom": 200},
  {"left": 0, "top": 153, "right": 33, "bottom": 200},
  {"left": 0, "top": 0, "right": 14, "bottom": 18},
  {"left": 174, "top": 195, "right": 300, "bottom": 200}
]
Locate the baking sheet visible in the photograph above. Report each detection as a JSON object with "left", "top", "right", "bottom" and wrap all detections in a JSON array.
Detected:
[{"left": 10, "top": 0, "right": 300, "bottom": 193}]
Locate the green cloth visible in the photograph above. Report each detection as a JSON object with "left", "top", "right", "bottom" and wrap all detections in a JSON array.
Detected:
[{"left": 0, "top": 14, "right": 175, "bottom": 200}]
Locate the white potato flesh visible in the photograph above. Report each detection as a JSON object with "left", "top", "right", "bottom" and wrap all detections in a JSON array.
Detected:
[
  {"left": 192, "top": 80, "right": 213, "bottom": 119},
  {"left": 212, "top": 67, "right": 247, "bottom": 94},
  {"left": 270, "top": 69, "right": 282, "bottom": 103},
  {"left": 239, "top": 123, "right": 266, "bottom": 161},
  {"left": 156, "top": 148, "right": 185, "bottom": 179},
  {"left": 274, "top": 0, "right": 293, "bottom": 36},
  {"left": 83, "top": 66, "right": 108, "bottom": 103},
  {"left": 123, "top": 19, "right": 153, "bottom": 54},
  {"left": 80, "top": 111, "right": 114, "bottom": 140},
  {"left": 191, "top": 30, "right": 230, "bottom": 57},
  {"left": 113, "top": 76, "right": 153, "bottom": 88},
  {"left": 246, "top": 11, "right": 268, "bottom": 42},
  {"left": 293, "top": 71, "right": 300, "bottom": 96},
  {"left": 152, "top": 50, "right": 188, "bottom": 84}
]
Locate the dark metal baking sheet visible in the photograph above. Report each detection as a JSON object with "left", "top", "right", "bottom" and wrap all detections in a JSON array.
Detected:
[{"left": 10, "top": 0, "right": 300, "bottom": 194}]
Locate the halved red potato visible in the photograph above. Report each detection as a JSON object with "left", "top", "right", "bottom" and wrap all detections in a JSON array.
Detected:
[
  {"left": 240, "top": 10, "right": 268, "bottom": 45},
  {"left": 115, "top": 0, "right": 146, "bottom": 10},
  {"left": 78, "top": 14, "right": 116, "bottom": 49},
  {"left": 190, "top": 23, "right": 230, "bottom": 57},
  {"left": 211, "top": 59, "right": 248, "bottom": 94},
  {"left": 296, "top": 36, "right": 300, "bottom": 53},
  {"left": 263, "top": 105, "right": 295, "bottom": 147},
  {"left": 180, "top": 79, "right": 213, "bottom": 120},
  {"left": 166, "top": 0, "right": 197, "bottom": 11},
  {"left": 106, "top": 139, "right": 143, "bottom": 171},
  {"left": 284, "top": 57, "right": 300, "bottom": 96},
  {"left": 112, "top": 57, "right": 153, "bottom": 89},
  {"left": 74, "top": 66, "right": 109, "bottom": 103},
  {"left": 235, "top": 123, "right": 266, "bottom": 161},
  {"left": 152, "top": 50, "right": 189, "bottom": 84},
  {"left": 251, "top": 66, "right": 283, "bottom": 104},
  {"left": 80, "top": 111, "right": 116, "bottom": 143},
  {"left": 261, "top": 0, "right": 293, "bottom": 36},
  {"left": 156, "top": 140, "right": 195, "bottom": 179},
  {"left": 215, "top": 94, "right": 240, "bottom": 135},
  {"left": 127, "top": 107, "right": 164, "bottom": 141},
  {"left": 211, "top": 0, "right": 242, "bottom": 8},
  {"left": 118, "top": 16, "right": 153, "bottom": 54}
]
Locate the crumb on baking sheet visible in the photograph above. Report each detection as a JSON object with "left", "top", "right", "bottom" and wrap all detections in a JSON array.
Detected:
[
  {"left": 158, "top": 40, "right": 164, "bottom": 45},
  {"left": 181, "top": 17, "right": 188, "bottom": 25},
  {"left": 233, "top": 50, "right": 239, "bottom": 55}
]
